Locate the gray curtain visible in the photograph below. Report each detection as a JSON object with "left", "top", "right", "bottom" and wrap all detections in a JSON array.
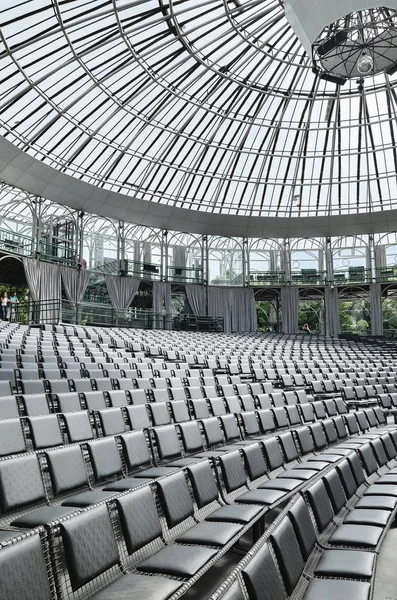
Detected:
[
  {"left": 185, "top": 284, "right": 206, "bottom": 315},
  {"left": 152, "top": 281, "right": 172, "bottom": 313},
  {"left": 104, "top": 275, "right": 140, "bottom": 309},
  {"left": 23, "top": 257, "right": 41, "bottom": 301},
  {"left": 374, "top": 245, "right": 387, "bottom": 269},
  {"left": 230, "top": 287, "right": 257, "bottom": 332},
  {"left": 142, "top": 241, "right": 152, "bottom": 264},
  {"left": 61, "top": 266, "right": 92, "bottom": 303},
  {"left": 133, "top": 240, "right": 141, "bottom": 264},
  {"left": 23, "top": 258, "right": 61, "bottom": 322},
  {"left": 173, "top": 245, "right": 186, "bottom": 268},
  {"left": 324, "top": 287, "right": 340, "bottom": 337},
  {"left": 370, "top": 283, "right": 383, "bottom": 336},
  {"left": 281, "top": 286, "right": 299, "bottom": 333},
  {"left": 208, "top": 287, "right": 231, "bottom": 333}
]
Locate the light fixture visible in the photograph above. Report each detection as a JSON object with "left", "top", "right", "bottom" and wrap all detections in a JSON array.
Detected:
[{"left": 357, "top": 50, "right": 373, "bottom": 75}]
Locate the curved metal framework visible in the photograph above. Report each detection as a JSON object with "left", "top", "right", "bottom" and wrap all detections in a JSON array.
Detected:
[{"left": 0, "top": 0, "right": 397, "bottom": 232}]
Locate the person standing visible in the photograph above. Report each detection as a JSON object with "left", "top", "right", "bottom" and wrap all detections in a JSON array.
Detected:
[
  {"left": 302, "top": 323, "right": 310, "bottom": 334},
  {"left": 0, "top": 292, "right": 9, "bottom": 321},
  {"left": 10, "top": 291, "right": 19, "bottom": 322}
]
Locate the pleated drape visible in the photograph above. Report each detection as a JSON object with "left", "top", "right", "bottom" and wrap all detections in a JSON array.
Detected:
[
  {"left": 60, "top": 266, "right": 92, "bottom": 303},
  {"left": 104, "top": 275, "right": 140, "bottom": 309},
  {"left": 324, "top": 287, "right": 340, "bottom": 337},
  {"left": 370, "top": 283, "right": 383, "bottom": 336},
  {"left": 185, "top": 284, "right": 206, "bottom": 315},
  {"left": 281, "top": 287, "right": 299, "bottom": 334}
]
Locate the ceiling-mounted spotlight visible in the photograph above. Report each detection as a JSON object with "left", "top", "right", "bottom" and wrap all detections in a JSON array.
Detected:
[{"left": 357, "top": 50, "right": 373, "bottom": 75}]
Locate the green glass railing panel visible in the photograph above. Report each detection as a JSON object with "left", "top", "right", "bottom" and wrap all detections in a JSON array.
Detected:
[
  {"left": 376, "top": 267, "right": 397, "bottom": 282},
  {"left": 168, "top": 265, "right": 203, "bottom": 283},
  {"left": 333, "top": 268, "right": 372, "bottom": 284},
  {"left": 249, "top": 271, "right": 286, "bottom": 286},
  {"left": 290, "top": 270, "right": 327, "bottom": 285},
  {"left": 39, "top": 240, "right": 76, "bottom": 265},
  {"left": 0, "top": 228, "right": 34, "bottom": 256}
]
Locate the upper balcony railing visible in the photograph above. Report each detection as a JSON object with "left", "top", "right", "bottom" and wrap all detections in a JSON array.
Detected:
[
  {"left": 249, "top": 271, "right": 285, "bottom": 286},
  {"left": 333, "top": 267, "right": 372, "bottom": 285},
  {"left": 290, "top": 270, "right": 327, "bottom": 286},
  {"left": 168, "top": 265, "right": 203, "bottom": 284},
  {"left": 0, "top": 228, "right": 34, "bottom": 256},
  {"left": 39, "top": 240, "right": 77, "bottom": 266},
  {"left": 376, "top": 266, "right": 397, "bottom": 283}
]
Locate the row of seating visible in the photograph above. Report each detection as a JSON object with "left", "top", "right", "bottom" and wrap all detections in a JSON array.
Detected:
[
  {"left": 210, "top": 439, "right": 397, "bottom": 600},
  {"left": 3, "top": 427, "right": 397, "bottom": 600}
]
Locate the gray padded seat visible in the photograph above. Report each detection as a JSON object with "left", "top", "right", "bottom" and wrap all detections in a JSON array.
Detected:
[
  {"left": 152, "top": 389, "right": 170, "bottom": 403},
  {"left": 84, "top": 391, "right": 107, "bottom": 412},
  {"left": 241, "top": 542, "right": 288, "bottom": 600},
  {"left": 157, "top": 472, "right": 243, "bottom": 545},
  {"left": 126, "top": 404, "right": 151, "bottom": 430},
  {"left": 91, "top": 574, "right": 182, "bottom": 600},
  {"left": 107, "top": 390, "right": 129, "bottom": 407},
  {"left": 19, "top": 380, "right": 46, "bottom": 395},
  {"left": 103, "top": 478, "right": 153, "bottom": 491},
  {"left": 329, "top": 524, "right": 382, "bottom": 547},
  {"left": 169, "top": 400, "right": 190, "bottom": 422},
  {"left": 153, "top": 425, "right": 198, "bottom": 467},
  {"left": 116, "top": 487, "right": 217, "bottom": 578},
  {"left": 94, "top": 378, "right": 113, "bottom": 392},
  {"left": 302, "top": 580, "right": 370, "bottom": 600},
  {"left": 0, "top": 396, "right": 19, "bottom": 419},
  {"left": 97, "top": 408, "right": 126, "bottom": 436},
  {"left": 119, "top": 431, "right": 152, "bottom": 471},
  {"left": 0, "top": 418, "right": 26, "bottom": 456},
  {"left": 188, "top": 461, "right": 263, "bottom": 525},
  {"left": 11, "top": 505, "right": 79, "bottom": 528},
  {"left": 21, "top": 394, "right": 49, "bottom": 416},
  {"left": 257, "top": 409, "right": 276, "bottom": 432},
  {"left": 0, "top": 534, "right": 53, "bottom": 600},
  {"left": 28, "top": 414, "right": 63, "bottom": 450},
  {"left": 217, "top": 581, "right": 245, "bottom": 600},
  {"left": 62, "top": 411, "right": 94, "bottom": 442},
  {"left": 219, "top": 451, "right": 286, "bottom": 505},
  {"left": 148, "top": 402, "right": 171, "bottom": 426},
  {"left": 56, "top": 392, "right": 81, "bottom": 413},
  {"left": 209, "top": 397, "right": 227, "bottom": 416},
  {"left": 47, "top": 379, "right": 71, "bottom": 394},
  {"left": 0, "top": 380, "right": 12, "bottom": 396},
  {"left": 201, "top": 417, "right": 225, "bottom": 447},
  {"left": 128, "top": 388, "right": 147, "bottom": 404},
  {"left": 72, "top": 378, "right": 93, "bottom": 392},
  {"left": 191, "top": 398, "right": 211, "bottom": 419}
]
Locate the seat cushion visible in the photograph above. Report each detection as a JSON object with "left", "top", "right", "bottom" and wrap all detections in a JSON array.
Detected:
[
  {"left": 11, "top": 505, "right": 80, "bottom": 527},
  {"left": 278, "top": 469, "right": 317, "bottom": 481},
  {"left": 61, "top": 490, "right": 116, "bottom": 507},
  {"left": 308, "top": 455, "right": 342, "bottom": 463},
  {"left": 103, "top": 478, "right": 153, "bottom": 491},
  {"left": 175, "top": 521, "right": 242, "bottom": 546},
  {"left": 364, "top": 484, "right": 397, "bottom": 497},
  {"left": 329, "top": 524, "right": 382, "bottom": 547},
  {"left": 206, "top": 504, "right": 262, "bottom": 524},
  {"left": 377, "top": 474, "right": 397, "bottom": 484},
  {"left": 135, "top": 467, "right": 179, "bottom": 478},
  {"left": 259, "top": 478, "right": 302, "bottom": 492},
  {"left": 137, "top": 545, "right": 218, "bottom": 577},
  {"left": 303, "top": 579, "right": 370, "bottom": 600},
  {"left": 91, "top": 573, "right": 182, "bottom": 600},
  {"left": 344, "top": 509, "right": 390, "bottom": 527},
  {"left": 355, "top": 495, "right": 397, "bottom": 510},
  {"left": 315, "top": 549, "right": 375, "bottom": 579},
  {"left": 0, "top": 529, "right": 19, "bottom": 542},
  {"left": 298, "top": 461, "right": 330, "bottom": 471},
  {"left": 235, "top": 489, "right": 286, "bottom": 505},
  {"left": 321, "top": 448, "right": 354, "bottom": 456},
  {"left": 166, "top": 457, "right": 200, "bottom": 467}
]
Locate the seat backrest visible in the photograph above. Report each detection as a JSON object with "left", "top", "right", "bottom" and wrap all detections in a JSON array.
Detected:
[
  {"left": 191, "top": 398, "right": 210, "bottom": 420},
  {"left": 125, "top": 404, "right": 151, "bottom": 430},
  {"left": 241, "top": 411, "right": 261, "bottom": 436},
  {"left": 322, "top": 419, "right": 338, "bottom": 445},
  {"left": 83, "top": 391, "right": 106, "bottom": 412},
  {"left": 62, "top": 411, "right": 94, "bottom": 443},
  {"left": 0, "top": 418, "right": 26, "bottom": 456},
  {"left": 87, "top": 438, "right": 123, "bottom": 482},
  {"left": 263, "top": 437, "right": 284, "bottom": 471},
  {"left": 299, "top": 403, "right": 314, "bottom": 423},
  {"left": 370, "top": 437, "right": 388, "bottom": 467},
  {"left": 257, "top": 408, "right": 275, "bottom": 432},
  {"left": 170, "top": 400, "right": 190, "bottom": 422},
  {"left": 336, "top": 459, "right": 358, "bottom": 499},
  {"left": 243, "top": 443, "right": 267, "bottom": 481},
  {"left": 295, "top": 426, "right": 314, "bottom": 455},
  {"left": 201, "top": 416, "right": 224, "bottom": 446},
  {"left": 269, "top": 515, "right": 304, "bottom": 595},
  {"left": 272, "top": 407, "right": 289, "bottom": 429},
  {"left": 323, "top": 469, "right": 346, "bottom": 514},
  {"left": 148, "top": 402, "right": 171, "bottom": 427},
  {"left": 21, "top": 394, "right": 50, "bottom": 417},
  {"left": 312, "top": 401, "right": 326, "bottom": 420},
  {"left": 97, "top": 408, "right": 126, "bottom": 436},
  {"left": 219, "top": 451, "right": 247, "bottom": 493},
  {"left": 46, "top": 445, "right": 88, "bottom": 495},
  {"left": 241, "top": 542, "right": 286, "bottom": 600},
  {"left": 28, "top": 414, "right": 63, "bottom": 450},
  {"left": 116, "top": 486, "right": 162, "bottom": 556},
  {"left": 0, "top": 396, "right": 19, "bottom": 419},
  {"left": 119, "top": 431, "right": 151, "bottom": 471},
  {"left": 178, "top": 421, "right": 204, "bottom": 453},
  {"left": 57, "top": 392, "right": 81, "bottom": 413},
  {"left": 278, "top": 432, "right": 299, "bottom": 463},
  {"left": 209, "top": 397, "right": 227, "bottom": 416},
  {"left": 153, "top": 425, "right": 181, "bottom": 460},
  {"left": 0, "top": 534, "right": 52, "bottom": 600},
  {"left": 157, "top": 470, "right": 194, "bottom": 529},
  {"left": 287, "top": 495, "right": 317, "bottom": 560},
  {"left": 0, "top": 453, "right": 45, "bottom": 514},
  {"left": 60, "top": 505, "right": 119, "bottom": 591},
  {"left": 225, "top": 396, "right": 242, "bottom": 415},
  {"left": 309, "top": 422, "right": 327, "bottom": 450},
  {"left": 305, "top": 479, "right": 334, "bottom": 532}
]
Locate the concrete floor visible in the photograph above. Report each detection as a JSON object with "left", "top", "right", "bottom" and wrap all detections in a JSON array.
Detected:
[{"left": 374, "top": 527, "right": 397, "bottom": 600}]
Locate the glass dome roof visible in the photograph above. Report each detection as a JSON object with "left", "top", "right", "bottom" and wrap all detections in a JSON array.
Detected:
[{"left": 1, "top": 0, "right": 397, "bottom": 224}]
